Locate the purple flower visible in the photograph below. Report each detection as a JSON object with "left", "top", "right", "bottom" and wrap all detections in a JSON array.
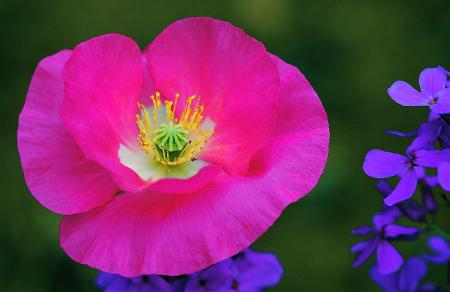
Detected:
[
  {"left": 96, "top": 273, "right": 185, "bottom": 291},
  {"left": 421, "top": 117, "right": 450, "bottom": 191},
  {"left": 414, "top": 119, "right": 450, "bottom": 191},
  {"left": 185, "top": 259, "right": 233, "bottom": 291},
  {"left": 376, "top": 181, "right": 426, "bottom": 222},
  {"left": 354, "top": 66, "right": 450, "bottom": 291},
  {"left": 419, "top": 182, "right": 438, "bottom": 214},
  {"left": 185, "top": 249, "right": 283, "bottom": 291},
  {"left": 388, "top": 67, "right": 450, "bottom": 114},
  {"left": 363, "top": 128, "right": 450, "bottom": 205},
  {"left": 424, "top": 236, "right": 450, "bottom": 265},
  {"left": 409, "top": 119, "right": 442, "bottom": 151},
  {"left": 96, "top": 248, "right": 283, "bottom": 291},
  {"left": 351, "top": 207, "right": 420, "bottom": 274},
  {"left": 370, "top": 257, "right": 440, "bottom": 292},
  {"left": 377, "top": 178, "right": 437, "bottom": 216},
  {"left": 229, "top": 249, "right": 283, "bottom": 291},
  {"left": 428, "top": 112, "right": 450, "bottom": 148}
]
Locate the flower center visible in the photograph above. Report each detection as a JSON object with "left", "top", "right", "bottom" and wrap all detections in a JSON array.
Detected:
[
  {"left": 231, "top": 280, "right": 239, "bottom": 290},
  {"left": 407, "top": 152, "right": 417, "bottom": 169},
  {"left": 429, "top": 97, "right": 438, "bottom": 105},
  {"left": 136, "top": 92, "right": 213, "bottom": 167},
  {"left": 155, "top": 122, "right": 188, "bottom": 152}
]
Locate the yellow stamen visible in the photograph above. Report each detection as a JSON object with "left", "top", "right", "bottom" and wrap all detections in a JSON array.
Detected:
[
  {"left": 136, "top": 92, "right": 213, "bottom": 167},
  {"left": 165, "top": 100, "right": 173, "bottom": 122},
  {"left": 172, "top": 93, "right": 179, "bottom": 122}
]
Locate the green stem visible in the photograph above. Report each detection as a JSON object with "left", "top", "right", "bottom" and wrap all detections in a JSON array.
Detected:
[{"left": 430, "top": 223, "right": 450, "bottom": 241}]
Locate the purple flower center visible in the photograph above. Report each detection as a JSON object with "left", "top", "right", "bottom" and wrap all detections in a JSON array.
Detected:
[
  {"left": 407, "top": 152, "right": 417, "bottom": 168},
  {"left": 428, "top": 96, "right": 438, "bottom": 105},
  {"left": 232, "top": 279, "right": 239, "bottom": 289}
]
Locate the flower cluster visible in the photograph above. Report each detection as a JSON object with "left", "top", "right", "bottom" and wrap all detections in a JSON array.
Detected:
[
  {"left": 351, "top": 67, "right": 450, "bottom": 291},
  {"left": 96, "top": 248, "right": 283, "bottom": 292}
]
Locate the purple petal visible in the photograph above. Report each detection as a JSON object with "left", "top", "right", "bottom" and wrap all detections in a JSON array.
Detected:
[
  {"left": 376, "top": 180, "right": 393, "bottom": 197},
  {"left": 419, "top": 67, "right": 447, "bottom": 97},
  {"left": 428, "top": 236, "right": 449, "bottom": 254},
  {"left": 352, "top": 226, "right": 375, "bottom": 236},
  {"left": 376, "top": 182, "right": 425, "bottom": 222},
  {"left": 148, "top": 276, "right": 176, "bottom": 291},
  {"left": 96, "top": 272, "right": 130, "bottom": 291},
  {"left": 236, "top": 250, "right": 283, "bottom": 290},
  {"left": 415, "top": 149, "right": 450, "bottom": 167},
  {"left": 96, "top": 272, "right": 119, "bottom": 288},
  {"left": 352, "top": 238, "right": 379, "bottom": 267},
  {"left": 373, "top": 207, "right": 402, "bottom": 230},
  {"left": 170, "top": 278, "right": 189, "bottom": 291},
  {"left": 407, "top": 120, "right": 441, "bottom": 153},
  {"left": 439, "top": 120, "right": 450, "bottom": 148},
  {"left": 398, "top": 200, "right": 426, "bottom": 222},
  {"left": 370, "top": 265, "right": 398, "bottom": 291},
  {"left": 425, "top": 236, "right": 450, "bottom": 265},
  {"left": 378, "top": 178, "right": 425, "bottom": 221},
  {"left": 185, "top": 260, "right": 233, "bottom": 291},
  {"left": 398, "top": 257, "right": 427, "bottom": 292},
  {"left": 417, "top": 119, "right": 441, "bottom": 138},
  {"left": 428, "top": 111, "right": 441, "bottom": 121},
  {"left": 384, "top": 169, "right": 418, "bottom": 206},
  {"left": 424, "top": 175, "right": 438, "bottom": 187},
  {"left": 351, "top": 240, "right": 370, "bottom": 253},
  {"left": 438, "top": 162, "right": 450, "bottom": 191},
  {"left": 438, "top": 65, "right": 450, "bottom": 75},
  {"left": 421, "top": 182, "right": 438, "bottom": 213},
  {"left": 376, "top": 241, "right": 403, "bottom": 274},
  {"left": 412, "top": 166, "right": 425, "bottom": 178},
  {"left": 438, "top": 88, "right": 450, "bottom": 99},
  {"left": 363, "top": 150, "right": 409, "bottom": 178},
  {"left": 384, "top": 129, "right": 417, "bottom": 138},
  {"left": 388, "top": 81, "right": 428, "bottom": 106},
  {"left": 431, "top": 89, "right": 450, "bottom": 114},
  {"left": 384, "top": 224, "right": 419, "bottom": 239},
  {"left": 413, "top": 166, "right": 425, "bottom": 179}
]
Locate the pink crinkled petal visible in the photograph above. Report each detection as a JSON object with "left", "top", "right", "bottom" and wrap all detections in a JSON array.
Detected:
[
  {"left": 270, "top": 55, "right": 329, "bottom": 136},
  {"left": 18, "top": 50, "right": 117, "bottom": 215},
  {"left": 59, "top": 55, "right": 329, "bottom": 276},
  {"left": 145, "top": 17, "right": 279, "bottom": 176},
  {"left": 61, "top": 33, "right": 148, "bottom": 192},
  {"left": 139, "top": 53, "right": 157, "bottom": 104}
]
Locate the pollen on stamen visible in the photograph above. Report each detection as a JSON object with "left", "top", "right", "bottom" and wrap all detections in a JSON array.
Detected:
[{"left": 135, "top": 92, "right": 213, "bottom": 167}]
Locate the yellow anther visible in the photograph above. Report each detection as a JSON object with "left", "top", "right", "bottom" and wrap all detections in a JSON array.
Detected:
[
  {"left": 165, "top": 100, "right": 174, "bottom": 122},
  {"left": 135, "top": 92, "right": 213, "bottom": 167},
  {"left": 173, "top": 93, "right": 179, "bottom": 122},
  {"left": 155, "top": 91, "right": 162, "bottom": 106}
]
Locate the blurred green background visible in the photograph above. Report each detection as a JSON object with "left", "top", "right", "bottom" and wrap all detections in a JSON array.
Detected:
[{"left": 1, "top": 0, "right": 449, "bottom": 291}]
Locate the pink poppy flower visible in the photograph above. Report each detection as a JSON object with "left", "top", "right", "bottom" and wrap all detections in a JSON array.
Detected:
[{"left": 17, "top": 17, "right": 329, "bottom": 276}]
